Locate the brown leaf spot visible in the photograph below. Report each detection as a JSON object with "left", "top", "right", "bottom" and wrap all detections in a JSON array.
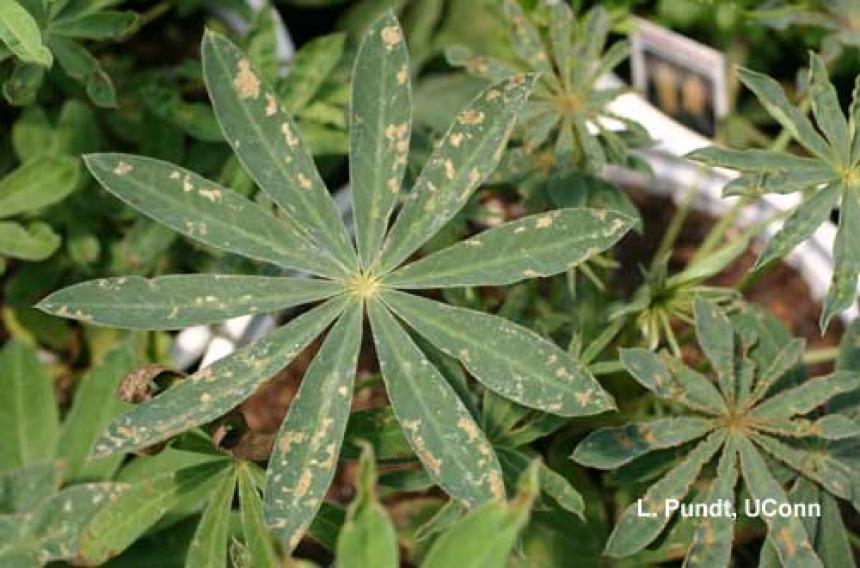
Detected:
[
  {"left": 233, "top": 58, "right": 261, "bottom": 100},
  {"left": 265, "top": 93, "right": 278, "bottom": 117},
  {"left": 278, "top": 431, "right": 306, "bottom": 453},
  {"left": 536, "top": 214, "right": 554, "bottom": 229},
  {"left": 396, "top": 65, "right": 409, "bottom": 85},
  {"left": 294, "top": 470, "right": 313, "bottom": 497},
  {"left": 380, "top": 26, "right": 403, "bottom": 49},
  {"left": 114, "top": 161, "right": 133, "bottom": 176},
  {"left": 458, "top": 110, "right": 485, "bottom": 125}
]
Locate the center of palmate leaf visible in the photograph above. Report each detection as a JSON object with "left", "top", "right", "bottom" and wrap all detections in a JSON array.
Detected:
[
  {"left": 720, "top": 411, "right": 753, "bottom": 434},
  {"left": 554, "top": 93, "right": 583, "bottom": 116},
  {"left": 348, "top": 272, "right": 380, "bottom": 299},
  {"left": 840, "top": 166, "right": 860, "bottom": 186}
]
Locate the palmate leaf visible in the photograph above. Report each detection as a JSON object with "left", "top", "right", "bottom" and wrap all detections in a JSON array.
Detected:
[
  {"left": 93, "top": 297, "right": 346, "bottom": 456},
  {"left": 376, "top": 72, "right": 538, "bottom": 273},
  {"left": 385, "top": 208, "right": 634, "bottom": 288},
  {"left": 688, "top": 52, "right": 860, "bottom": 329},
  {"left": 76, "top": 460, "right": 230, "bottom": 565},
  {"left": 185, "top": 467, "right": 236, "bottom": 568},
  {"left": 238, "top": 463, "right": 279, "bottom": 568},
  {"left": 684, "top": 437, "right": 739, "bottom": 568},
  {"left": 84, "top": 154, "right": 348, "bottom": 279},
  {"left": 0, "top": 482, "right": 129, "bottom": 565},
  {"left": 382, "top": 290, "right": 615, "bottom": 416},
  {"left": 202, "top": 30, "right": 356, "bottom": 271},
  {"left": 264, "top": 301, "right": 362, "bottom": 550},
  {"left": 576, "top": 298, "right": 860, "bottom": 563},
  {"left": 38, "top": 275, "right": 343, "bottom": 329},
  {"left": 368, "top": 299, "right": 504, "bottom": 505},
  {"left": 350, "top": 12, "right": 411, "bottom": 267},
  {"left": 39, "top": 13, "right": 629, "bottom": 550},
  {"left": 737, "top": 436, "right": 822, "bottom": 567}
]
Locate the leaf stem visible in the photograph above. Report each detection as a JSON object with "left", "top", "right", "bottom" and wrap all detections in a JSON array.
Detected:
[{"left": 802, "top": 347, "right": 840, "bottom": 366}]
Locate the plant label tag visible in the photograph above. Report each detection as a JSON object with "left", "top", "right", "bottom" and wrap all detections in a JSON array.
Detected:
[{"left": 630, "top": 18, "right": 728, "bottom": 137}]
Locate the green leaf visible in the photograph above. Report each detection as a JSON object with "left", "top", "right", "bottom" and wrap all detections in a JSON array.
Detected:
[
  {"left": 808, "top": 52, "right": 850, "bottom": 164},
  {"left": 50, "top": 37, "right": 116, "bottom": 107},
  {"left": 93, "top": 297, "right": 347, "bottom": 456},
  {"left": 336, "top": 443, "right": 398, "bottom": 568},
  {"left": 84, "top": 153, "right": 347, "bottom": 278},
  {"left": 21, "top": 483, "right": 128, "bottom": 563},
  {"left": 0, "top": 220, "right": 60, "bottom": 260},
  {"left": 238, "top": 464, "right": 279, "bottom": 568},
  {"left": 377, "top": 73, "right": 538, "bottom": 273},
  {"left": 38, "top": 275, "right": 343, "bottom": 329},
  {"left": 756, "top": 183, "right": 841, "bottom": 269},
  {"left": 0, "top": 1, "right": 52, "bottom": 66},
  {"left": 0, "top": 155, "right": 80, "bottom": 218},
  {"left": 0, "top": 463, "right": 59, "bottom": 514},
  {"left": 385, "top": 208, "right": 633, "bottom": 288},
  {"left": 495, "top": 446, "right": 584, "bottom": 517},
  {"left": 817, "top": 492, "right": 854, "bottom": 567},
  {"left": 573, "top": 417, "right": 714, "bottom": 469},
  {"left": 738, "top": 66, "right": 832, "bottom": 161},
  {"left": 822, "top": 185, "right": 860, "bottom": 329},
  {"left": 52, "top": 10, "right": 139, "bottom": 41},
  {"left": 0, "top": 341, "right": 59, "bottom": 472},
  {"left": 350, "top": 12, "right": 411, "bottom": 267},
  {"left": 264, "top": 301, "right": 362, "bottom": 550},
  {"left": 368, "top": 299, "right": 504, "bottom": 505},
  {"left": 280, "top": 33, "right": 345, "bottom": 113},
  {"left": 3, "top": 61, "right": 44, "bottom": 106},
  {"left": 77, "top": 461, "right": 230, "bottom": 565},
  {"left": 56, "top": 346, "right": 138, "bottom": 482},
  {"left": 749, "top": 337, "right": 805, "bottom": 405},
  {"left": 502, "top": 0, "right": 552, "bottom": 76},
  {"left": 687, "top": 146, "right": 827, "bottom": 173},
  {"left": 185, "top": 467, "right": 237, "bottom": 568},
  {"left": 693, "top": 297, "right": 735, "bottom": 402},
  {"left": 603, "top": 430, "right": 725, "bottom": 558},
  {"left": 685, "top": 438, "right": 739, "bottom": 568},
  {"left": 620, "top": 348, "right": 727, "bottom": 415},
  {"left": 736, "top": 435, "right": 822, "bottom": 567},
  {"left": 382, "top": 290, "right": 614, "bottom": 416},
  {"left": 750, "top": 371, "right": 859, "bottom": 419},
  {"left": 343, "top": 407, "right": 413, "bottom": 462},
  {"left": 201, "top": 30, "right": 356, "bottom": 271},
  {"left": 421, "top": 460, "right": 539, "bottom": 568},
  {"left": 751, "top": 433, "right": 855, "bottom": 502}
]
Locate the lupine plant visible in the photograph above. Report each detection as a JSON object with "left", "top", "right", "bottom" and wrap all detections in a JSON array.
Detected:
[
  {"left": 5, "top": 1, "right": 860, "bottom": 566},
  {"left": 448, "top": 1, "right": 649, "bottom": 175},
  {"left": 37, "top": 12, "right": 634, "bottom": 555},
  {"left": 690, "top": 52, "right": 860, "bottom": 330},
  {"left": 575, "top": 298, "right": 860, "bottom": 567}
]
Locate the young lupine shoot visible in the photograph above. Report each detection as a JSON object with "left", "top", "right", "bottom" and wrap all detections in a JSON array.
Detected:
[
  {"left": 574, "top": 297, "right": 860, "bottom": 566},
  {"left": 448, "top": 1, "right": 649, "bottom": 174},
  {"left": 38, "top": 12, "right": 635, "bottom": 552},
  {"left": 689, "top": 52, "right": 860, "bottom": 329}
]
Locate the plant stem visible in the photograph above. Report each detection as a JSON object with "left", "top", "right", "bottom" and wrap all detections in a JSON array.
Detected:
[
  {"left": 692, "top": 194, "right": 751, "bottom": 264},
  {"left": 589, "top": 360, "right": 625, "bottom": 376},
  {"left": 803, "top": 347, "right": 840, "bottom": 366},
  {"left": 652, "top": 185, "right": 698, "bottom": 272},
  {"left": 139, "top": 1, "right": 172, "bottom": 28}
]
